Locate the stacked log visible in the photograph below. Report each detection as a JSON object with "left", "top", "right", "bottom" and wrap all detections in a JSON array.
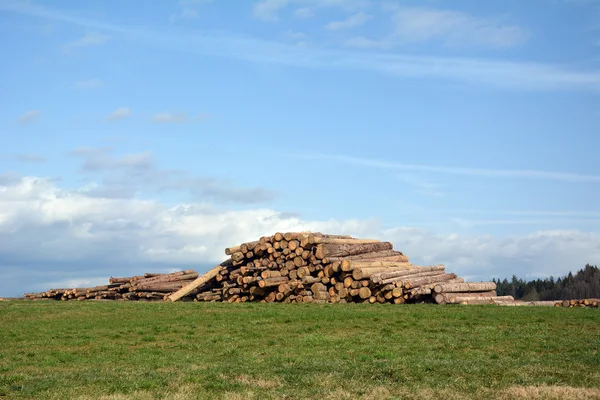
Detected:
[
  {"left": 431, "top": 282, "right": 509, "bottom": 305},
  {"left": 182, "top": 232, "right": 494, "bottom": 305},
  {"left": 23, "top": 270, "right": 216, "bottom": 302},
  {"left": 23, "top": 231, "right": 597, "bottom": 308}
]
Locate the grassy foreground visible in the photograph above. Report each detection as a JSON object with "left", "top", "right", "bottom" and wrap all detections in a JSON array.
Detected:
[{"left": 0, "top": 301, "right": 599, "bottom": 400}]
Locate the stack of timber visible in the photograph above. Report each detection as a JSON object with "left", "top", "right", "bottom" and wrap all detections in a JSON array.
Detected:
[
  {"left": 495, "top": 298, "right": 599, "bottom": 308},
  {"left": 23, "top": 270, "right": 212, "bottom": 301},
  {"left": 431, "top": 282, "right": 512, "bottom": 305},
  {"left": 169, "top": 231, "right": 496, "bottom": 304}
]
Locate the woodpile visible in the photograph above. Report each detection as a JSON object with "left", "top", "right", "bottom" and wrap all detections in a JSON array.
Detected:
[
  {"left": 23, "top": 231, "right": 598, "bottom": 308},
  {"left": 495, "top": 298, "right": 599, "bottom": 308},
  {"left": 23, "top": 270, "right": 215, "bottom": 302},
  {"left": 168, "top": 232, "right": 498, "bottom": 304}
]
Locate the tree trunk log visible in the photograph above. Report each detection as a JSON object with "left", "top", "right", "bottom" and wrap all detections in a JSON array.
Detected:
[
  {"left": 435, "top": 291, "right": 497, "bottom": 304},
  {"left": 433, "top": 282, "right": 497, "bottom": 293},
  {"left": 313, "top": 242, "right": 393, "bottom": 260}
]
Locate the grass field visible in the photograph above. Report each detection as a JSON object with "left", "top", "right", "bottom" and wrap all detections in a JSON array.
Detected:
[{"left": 1, "top": 301, "right": 599, "bottom": 400}]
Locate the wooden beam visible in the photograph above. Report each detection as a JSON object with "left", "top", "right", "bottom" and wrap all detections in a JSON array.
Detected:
[{"left": 167, "top": 266, "right": 222, "bottom": 302}]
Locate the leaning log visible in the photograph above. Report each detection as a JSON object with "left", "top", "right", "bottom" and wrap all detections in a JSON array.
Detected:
[{"left": 168, "top": 265, "right": 223, "bottom": 302}]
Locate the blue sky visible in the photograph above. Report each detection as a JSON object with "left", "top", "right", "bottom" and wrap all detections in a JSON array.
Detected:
[{"left": 0, "top": 0, "right": 599, "bottom": 297}]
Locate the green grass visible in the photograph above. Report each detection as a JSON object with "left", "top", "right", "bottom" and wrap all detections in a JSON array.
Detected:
[{"left": 0, "top": 301, "right": 599, "bottom": 400}]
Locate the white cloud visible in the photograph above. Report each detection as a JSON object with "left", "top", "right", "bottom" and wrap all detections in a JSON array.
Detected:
[
  {"left": 344, "top": 36, "right": 388, "bottom": 49},
  {"left": 293, "top": 7, "right": 313, "bottom": 18},
  {"left": 253, "top": 0, "right": 369, "bottom": 21},
  {"left": 75, "top": 79, "right": 104, "bottom": 89},
  {"left": 253, "top": 0, "right": 289, "bottom": 21},
  {"left": 151, "top": 112, "right": 209, "bottom": 123},
  {"left": 169, "top": 7, "right": 199, "bottom": 23},
  {"left": 16, "top": 154, "right": 46, "bottom": 163},
  {"left": 295, "top": 153, "right": 600, "bottom": 183},
  {"left": 391, "top": 7, "right": 529, "bottom": 48},
  {"left": 285, "top": 30, "right": 307, "bottom": 39},
  {"left": 67, "top": 147, "right": 273, "bottom": 203},
  {"left": 3, "top": 2, "right": 599, "bottom": 92},
  {"left": 18, "top": 110, "right": 40, "bottom": 124},
  {"left": 63, "top": 32, "right": 110, "bottom": 51},
  {"left": 179, "top": 0, "right": 213, "bottom": 5},
  {"left": 70, "top": 147, "right": 154, "bottom": 171},
  {"left": 0, "top": 176, "right": 598, "bottom": 297},
  {"left": 395, "top": 174, "right": 445, "bottom": 197},
  {"left": 325, "top": 12, "right": 371, "bottom": 30},
  {"left": 106, "top": 107, "right": 131, "bottom": 121}
]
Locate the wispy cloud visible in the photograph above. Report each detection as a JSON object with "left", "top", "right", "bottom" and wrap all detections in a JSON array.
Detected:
[
  {"left": 169, "top": 7, "right": 199, "bottom": 23},
  {"left": 16, "top": 154, "right": 46, "bottom": 163},
  {"left": 325, "top": 12, "right": 371, "bottom": 30},
  {"left": 179, "top": 0, "right": 213, "bottom": 5},
  {"left": 396, "top": 174, "right": 445, "bottom": 197},
  {"left": 63, "top": 32, "right": 110, "bottom": 52},
  {"left": 253, "top": 0, "right": 369, "bottom": 21},
  {"left": 441, "top": 208, "right": 600, "bottom": 218},
  {"left": 294, "top": 153, "right": 600, "bottom": 182},
  {"left": 18, "top": 110, "right": 40, "bottom": 124},
  {"left": 293, "top": 7, "right": 313, "bottom": 18},
  {"left": 152, "top": 112, "right": 209, "bottom": 123},
  {"left": 106, "top": 107, "right": 131, "bottom": 121},
  {"left": 253, "top": 0, "right": 289, "bottom": 21},
  {"left": 75, "top": 79, "right": 104, "bottom": 89},
  {"left": 344, "top": 36, "right": 388, "bottom": 49},
  {"left": 450, "top": 217, "right": 600, "bottom": 227},
  {"left": 390, "top": 7, "right": 530, "bottom": 48},
  {"left": 3, "top": 1, "right": 599, "bottom": 92},
  {"left": 70, "top": 147, "right": 154, "bottom": 171}
]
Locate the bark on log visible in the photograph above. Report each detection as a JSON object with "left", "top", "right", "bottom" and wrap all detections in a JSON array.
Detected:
[
  {"left": 309, "top": 237, "right": 380, "bottom": 245},
  {"left": 371, "top": 265, "right": 445, "bottom": 283},
  {"left": 323, "top": 250, "right": 405, "bottom": 263},
  {"left": 342, "top": 260, "right": 412, "bottom": 272},
  {"left": 403, "top": 273, "right": 457, "bottom": 289},
  {"left": 168, "top": 266, "right": 223, "bottom": 302},
  {"left": 351, "top": 265, "right": 414, "bottom": 280},
  {"left": 313, "top": 242, "right": 393, "bottom": 260},
  {"left": 259, "top": 276, "right": 290, "bottom": 288},
  {"left": 454, "top": 295, "right": 514, "bottom": 304},
  {"left": 434, "top": 291, "right": 497, "bottom": 304},
  {"left": 433, "top": 282, "right": 497, "bottom": 293}
]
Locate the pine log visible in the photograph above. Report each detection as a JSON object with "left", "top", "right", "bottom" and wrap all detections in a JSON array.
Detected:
[
  {"left": 454, "top": 295, "right": 514, "bottom": 304},
  {"left": 435, "top": 291, "right": 497, "bottom": 304},
  {"left": 352, "top": 265, "right": 414, "bottom": 280},
  {"left": 259, "top": 276, "right": 290, "bottom": 288},
  {"left": 323, "top": 250, "right": 404, "bottom": 263},
  {"left": 371, "top": 265, "right": 445, "bottom": 283},
  {"left": 403, "top": 273, "right": 457, "bottom": 289},
  {"left": 433, "top": 282, "right": 497, "bottom": 293},
  {"left": 310, "top": 282, "right": 328, "bottom": 293},
  {"left": 302, "top": 276, "right": 322, "bottom": 285},
  {"left": 309, "top": 237, "right": 380, "bottom": 245},
  {"left": 313, "top": 242, "right": 393, "bottom": 260},
  {"left": 168, "top": 265, "right": 223, "bottom": 302},
  {"left": 133, "top": 272, "right": 199, "bottom": 285},
  {"left": 379, "top": 270, "right": 447, "bottom": 285},
  {"left": 342, "top": 260, "right": 412, "bottom": 272},
  {"left": 109, "top": 277, "right": 133, "bottom": 284}
]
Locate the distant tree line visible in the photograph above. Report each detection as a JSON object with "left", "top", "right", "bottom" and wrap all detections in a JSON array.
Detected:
[{"left": 493, "top": 264, "right": 600, "bottom": 301}]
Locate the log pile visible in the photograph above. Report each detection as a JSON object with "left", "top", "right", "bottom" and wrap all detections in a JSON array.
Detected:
[
  {"left": 495, "top": 298, "right": 599, "bottom": 307},
  {"left": 23, "top": 231, "right": 598, "bottom": 308},
  {"left": 172, "top": 232, "right": 498, "bottom": 304},
  {"left": 23, "top": 270, "right": 215, "bottom": 301}
]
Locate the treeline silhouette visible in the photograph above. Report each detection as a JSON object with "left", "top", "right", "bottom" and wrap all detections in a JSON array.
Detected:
[{"left": 493, "top": 264, "right": 600, "bottom": 301}]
